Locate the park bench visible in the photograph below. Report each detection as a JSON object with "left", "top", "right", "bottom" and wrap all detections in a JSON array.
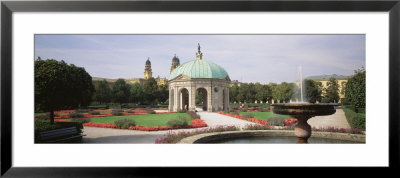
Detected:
[{"left": 38, "top": 127, "right": 86, "bottom": 143}]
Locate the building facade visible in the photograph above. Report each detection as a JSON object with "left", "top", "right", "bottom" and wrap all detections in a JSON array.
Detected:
[{"left": 307, "top": 74, "right": 348, "bottom": 102}]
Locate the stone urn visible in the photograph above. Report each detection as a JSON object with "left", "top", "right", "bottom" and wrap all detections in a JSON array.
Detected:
[{"left": 271, "top": 103, "right": 337, "bottom": 143}]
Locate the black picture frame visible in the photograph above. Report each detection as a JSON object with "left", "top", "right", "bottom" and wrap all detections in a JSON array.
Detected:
[{"left": 1, "top": 0, "right": 399, "bottom": 177}]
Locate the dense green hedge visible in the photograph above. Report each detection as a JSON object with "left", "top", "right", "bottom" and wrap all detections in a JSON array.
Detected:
[{"left": 343, "top": 106, "right": 366, "bottom": 130}]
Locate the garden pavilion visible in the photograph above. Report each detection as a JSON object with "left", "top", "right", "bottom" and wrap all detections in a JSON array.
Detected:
[{"left": 168, "top": 44, "right": 231, "bottom": 112}]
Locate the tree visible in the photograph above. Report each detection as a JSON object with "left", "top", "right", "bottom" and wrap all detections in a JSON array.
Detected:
[
  {"left": 344, "top": 68, "right": 366, "bottom": 108},
  {"left": 130, "top": 82, "right": 144, "bottom": 104},
  {"left": 255, "top": 83, "right": 271, "bottom": 103},
  {"left": 304, "top": 79, "right": 322, "bottom": 103},
  {"left": 322, "top": 77, "right": 340, "bottom": 103},
  {"left": 112, "top": 79, "right": 131, "bottom": 105},
  {"left": 229, "top": 83, "right": 239, "bottom": 103},
  {"left": 35, "top": 58, "right": 94, "bottom": 124},
  {"left": 93, "top": 79, "right": 112, "bottom": 104},
  {"left": 247, "top": 83, "right": 256, "bottom": 103},
  {"left": 267, "top": 83, "right": 277, "bottom": 102},
  {"left": 237, "top": 83, "right": 249, "bottom": 103},
  {"left": 157, "top": 84, "right": 169, "bottom": 104},
  {"left": 263, "top": 84, "right": 273, "bottom": 103},
  {"left": 142, "top": 77, "right": 159, "bottom": 104},
  {"left": 272, "top": 82, "right": 294, "bottom": 103}
]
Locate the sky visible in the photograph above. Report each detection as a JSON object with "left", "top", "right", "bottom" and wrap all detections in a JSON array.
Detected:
[{"left": 34, "top": 34, "right": 365, "bottom": 84}]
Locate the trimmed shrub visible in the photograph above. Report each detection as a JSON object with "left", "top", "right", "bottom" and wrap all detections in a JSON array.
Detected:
[
  {"left": 229, "top": 111, "right": 239, "bottom": 115},
  {"left": 261, "top": 107, "right": 271, "bottom": 112},
  {"left": 343, "top": 106, "right": 366, "bottom": 130},
  {"left": 125, "top": 109, "right": 134, "bottom": 113},
  {"left": 88, "top": 105, "right": 109, "bottom": 109},
  {"left": 268, "top": 117, "right": 286, "bottom": 126},
  {"left": 242, "top": 113, "right": 254, "bottom": 119},
  {"left": 69, "top": 113, "right": 85, "bottom": 118},
  {"left": 35, "top": 113, "right": 59, "bottom": 120},
  {"left": 71, "top": 118, "right": 91, "bottom": 124},
  {"left": 166, "top": 116, "right": 189, "bottom": 127},
  {"left": 187, "top": 111, "right": 200, "bottom": 119},
  {"left": 177, "top": 109, "right": 187, "bottom": 113},
  {"left": 88, "top": 111, "right": 100, "bottom": 115},
  {"left": 146, "top": 109, "right": 156, "bottom": 114},
  {"left": 114, "top": 118, "right": 136, "bottom": 129},
  {"left": 111, "top": 109, "right": 123, "bottom": 116},
  {"left": 356, "top": 108, "right": 366, "bottom": 113},
  {"left": 75, "top": 109, "right": 90, "bottom": 113}
]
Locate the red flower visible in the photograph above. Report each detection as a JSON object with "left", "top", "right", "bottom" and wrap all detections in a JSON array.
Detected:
[{"left": 284, "top": 118, "right": 297, "bottom": 126}]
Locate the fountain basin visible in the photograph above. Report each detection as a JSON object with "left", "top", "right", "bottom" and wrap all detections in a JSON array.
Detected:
[
  {"left": 178, "top": 130, "right": 365, "bottom": 144},
  {"left": 271, "top": 103, "right": 338, "bottom": 143},
  {"left": 271, "top": 103, "right": 337, "bottom": 116}
]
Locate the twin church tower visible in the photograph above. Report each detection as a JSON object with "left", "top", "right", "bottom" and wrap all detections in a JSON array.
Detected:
[
  {"left": 143, "top": 44, "right": 203, "bottom": 85},
  {"left": 143, "top": 54, "right": 180, "bottom": 80}
]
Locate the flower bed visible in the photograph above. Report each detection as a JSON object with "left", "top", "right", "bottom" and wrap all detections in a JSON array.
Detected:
[
  {"left": 312, "top": 126, "right": 365, "bottom": 135},
  {"left": 54, "top": 110, "right": 75, "bottom": 113},
  {"left": 284, "top": 118, "right": 297, "bottom": 126},
  {"left": 39, "top": 108, "right": 178, "bottom": 120},
  {"left": 217, "top": 112, "right": 269, "bottom": 125},
  {"left": 134, "top": 109, "right": 148, "bottom": 114},
  {"left": 54, "top": 115, "right": 70, "bottom": 119},
  {"left": 155, "top": 125, "right": 240, "bottom": 144},
  {"left": 82, "top": 118, "right": 207, "bottom": 131},
  {"left": 54, "top": 119, "right": 73, "bottom": 123}
]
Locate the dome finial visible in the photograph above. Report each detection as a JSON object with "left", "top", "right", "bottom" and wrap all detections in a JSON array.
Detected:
[{"left": 196, "top": 43, "right": 203, "bottom": 60}]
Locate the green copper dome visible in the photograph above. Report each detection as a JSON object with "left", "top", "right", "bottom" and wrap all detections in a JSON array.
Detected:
[{"left": 169, "top": 59, "right": 230, "bottom": 81}]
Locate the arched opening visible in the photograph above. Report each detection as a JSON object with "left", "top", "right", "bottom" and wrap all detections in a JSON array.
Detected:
[
  {"left": 196, "top": 88, "right": 208, "bottom": 111},
  {"left": 180, "top": 88, "right": 189, "bottom": 111}
]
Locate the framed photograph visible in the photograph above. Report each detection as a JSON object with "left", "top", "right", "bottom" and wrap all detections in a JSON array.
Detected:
[{"left": 1, "top": 0, "right": 399, "bottom": 177}]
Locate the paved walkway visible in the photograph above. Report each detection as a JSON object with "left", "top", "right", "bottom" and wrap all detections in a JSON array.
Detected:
[
  {"left": 82, "top": 109, "right": 350, "bottom": 143},
  {"left": 196, "top": 111, "right": 258, "bottom": 129},
  {"left": 308, "top": 109, "right": 351, "bottom": 129}
]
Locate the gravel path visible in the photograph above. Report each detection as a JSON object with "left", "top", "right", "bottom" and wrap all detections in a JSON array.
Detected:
[
  {"left": 308, "top": 109, "right": 351, "bottom": 129},
  {"left": 196, "top": 111, "right": 258, "bottom": 129}
]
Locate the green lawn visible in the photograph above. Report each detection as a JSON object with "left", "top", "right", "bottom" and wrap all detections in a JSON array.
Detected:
[
  {"left": 63, "top": 113, "right": 191, "bottom": 127},
  {"left": 240, "top": 112, "right": 291, "bottom": 121}
]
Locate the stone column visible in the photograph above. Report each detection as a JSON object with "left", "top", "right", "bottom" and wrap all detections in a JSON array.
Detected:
[
  {"left": 168, "top": 88, "right": 173, "bottom": 112},
  {"left": 173, "top": 86, "right": 179, "bottom": 111},
  {"left": 207, "top": 87, "right": 213, "bottom": 112},
  {"left": 225, "top": 86, "right": 229, "bottom": 111},
  {"left": 189, "top": 86, "right": 196, "bottom": 111}
]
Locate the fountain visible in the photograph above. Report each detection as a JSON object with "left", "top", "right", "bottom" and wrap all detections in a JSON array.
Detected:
[
  {"left": 271, "top": 66, "right": 337, "bottom": 143},
  {"left": 271, "top": 103, "right": 336, "bottom": 143},
  {"left": 177, "top": 66, "right": 363, "bottom": 144}
]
